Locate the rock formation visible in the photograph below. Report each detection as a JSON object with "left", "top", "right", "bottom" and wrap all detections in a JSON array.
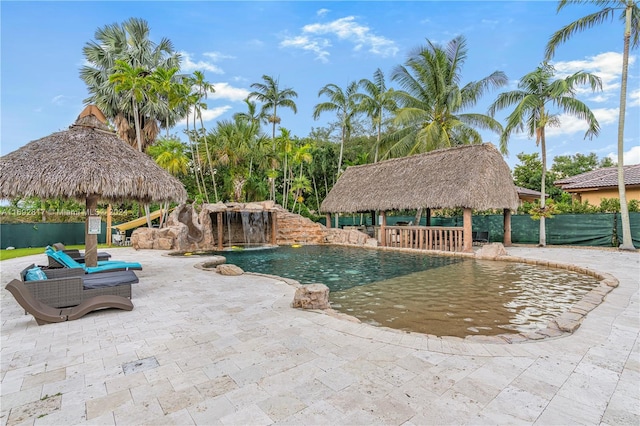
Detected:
[
  {"left": 131, "top": 202, "right": 375, "bottom": 251},
  {"left": 292, "top": 284, "right": 330, "bottom": 310}
]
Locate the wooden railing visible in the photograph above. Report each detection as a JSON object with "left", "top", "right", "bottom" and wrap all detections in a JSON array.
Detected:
[{"left": 379, "top": 226, "right": 465, "bottom": 252}]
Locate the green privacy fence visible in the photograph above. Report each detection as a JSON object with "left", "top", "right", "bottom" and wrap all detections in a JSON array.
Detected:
[
  {"left": 0, "top": 222, "right": 108, "bottom": 249},
  {"left": 2, "top": 213, "right": 638, "bottom": 249},
  {"left": 319, "top": 213, "right": 640, "bottom": 248}
]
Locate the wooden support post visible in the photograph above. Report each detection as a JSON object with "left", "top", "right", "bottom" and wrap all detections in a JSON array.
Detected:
[
  {"left": 380, "top": 211, "right": 387, "bottom": 246},
  {"left": 503, "top": 208, "right": 512, "bottom": 247},
  {"left": 325, "top": 213, "right": 331, "bottom": 228},
  {"left": 84, "top": 194, "right": 99, "bottom": 267},
  {"left": 463, "top": 208, "right": 473, "bottom": 253},
  {"left": 106, "top": 204, "right": 112, "bottom": 247},
  {"left": 425, "top": 208, "right": 431, "bottom": 226},
  {"left": 217, "top": 212, "right": 223, "bottom": 251},
  {"left": 271, "top": 212, "right": 277, "bottom": 245}
]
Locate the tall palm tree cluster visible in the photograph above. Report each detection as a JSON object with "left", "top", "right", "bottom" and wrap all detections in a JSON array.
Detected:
[{"left": 79, "top": 2, "right": 638, "bottom": 249}]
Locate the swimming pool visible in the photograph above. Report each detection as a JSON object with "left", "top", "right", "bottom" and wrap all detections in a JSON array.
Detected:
[{"left": 220, "top": 245, "right": 600, "bottom": 337}]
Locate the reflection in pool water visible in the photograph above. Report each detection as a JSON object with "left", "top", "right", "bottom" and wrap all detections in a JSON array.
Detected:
[{"left": 220, "top": 245, "right": 600, "bottom": 337}]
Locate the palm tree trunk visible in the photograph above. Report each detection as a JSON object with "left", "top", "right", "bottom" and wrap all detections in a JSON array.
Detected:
[
  {"left": 272, "top": 105, "right": 277, "bottom": 151},
  {"left": 337, "top": 124, "right": 345, "bottom": 175},
  {"left": 282, "top": 151, "right": 288, "bottom": 209},
  {"left": 132, "top": 100, "right": 151, "bottom": 223},
  {"left": 312, "top": 175, "right": 320, "bottom": 212},
  {"left": 186, "top": 112, "right": 203, "bottom": 198},
  {"left": 324, "top": 174, "right": 329, "bottom": 196},
  {"left": 199, "top": 111, "right": 217, "bottom": 202},
  {"left": 144, "top": 203, "right": 152, "bottom": 228},
  {"left": 193, "top": 114, "right": 209, "bottom": 203},
  {"left": 375, "top": 121, "right": 381, "bottom": 163},
  {"left": 618, "top": 4, "right": 634, "bottom": 250},
  {"left": 414, "top": 208, "right": 423, "bottom": 225},
  {"left": 539, "top": 126, "right": 547, "bottom": 247},
  {"left": 132, "top": 100, "right": 143, "bottom": 152}
]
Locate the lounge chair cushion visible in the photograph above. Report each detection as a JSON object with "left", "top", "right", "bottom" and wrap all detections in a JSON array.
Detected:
[
  {"left": 45, "top": 246, "right": 142, "bottom": 273},
  {"left": 82, "top": 270, "right": 139, "bottom": 289},
  {"left": 25, "top": 266, "right": 48, "bottom": 281}
]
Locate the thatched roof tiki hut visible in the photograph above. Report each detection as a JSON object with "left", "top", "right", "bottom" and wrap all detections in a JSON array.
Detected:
[
  {"left": 0, "top": 105, "right": 187, "bottom": 266},
  {"left": 320, "top": 143, "right": 520, "bottom": 252}
]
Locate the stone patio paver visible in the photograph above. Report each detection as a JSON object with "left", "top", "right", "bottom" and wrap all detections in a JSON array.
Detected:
[{"left": 1, "top": 246, "right": 638, "bottom": 425}]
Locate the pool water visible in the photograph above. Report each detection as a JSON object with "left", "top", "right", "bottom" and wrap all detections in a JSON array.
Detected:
[
  {"left": 219, "top": 245, "right": 462, "bottom": 292},
  {"left": 220, "top": 245, "right": 600, "bottom": 337}
]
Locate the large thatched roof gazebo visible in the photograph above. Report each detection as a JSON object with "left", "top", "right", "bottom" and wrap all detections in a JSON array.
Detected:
[
  {"left": 320, "top": 143, "right": 519, "bottom": 252},
  {"left": 0, "top": 105, "right": 187, "bottom": 265}
]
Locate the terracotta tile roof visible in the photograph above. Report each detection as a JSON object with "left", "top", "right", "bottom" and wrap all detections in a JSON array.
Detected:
[
  {"left": 516, "top": 186, "right": 543, "bottom": 197},
  {"left": 555, "top": 164, "right": 640, "bottom": 190}
]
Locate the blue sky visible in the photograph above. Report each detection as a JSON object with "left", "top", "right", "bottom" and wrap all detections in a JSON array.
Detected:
[{"left": 2, "top": 1, "right": 638, "bottom": 169}]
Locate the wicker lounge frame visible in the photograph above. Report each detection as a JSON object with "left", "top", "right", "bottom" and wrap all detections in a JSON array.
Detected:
[
  {"left": 5, "top": 279, "right": 133, "bottom": 325},
  {"left": 20, "top": 264, "right": 135, "bottom": 308}
]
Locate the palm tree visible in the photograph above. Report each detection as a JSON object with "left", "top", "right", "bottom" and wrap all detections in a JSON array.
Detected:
[
  {"left": 276, "top": 128, "right": 294, "bottom": 208},
  {"left": 313, "top": 81, "right": 361, "bottom": 175},
  {"left": 545, "top": 0, "right": 639, "bottom": 249},
  {"left": 356, "top": 69, "right": 397, "bottom": 162},
  {"left": 191, "top": 71, "right": 218, "bottom": 201},
  {"left": 109, "top": 60, "right": 153, "bottom": 152},
  {"left": 147, "top": 137, "right": 190, "bottom": 176},
  {"left": 177, "top": 76, "right": 208, "bottom": 202},
  {"left": 386, "top": 35, "right": 506, "bottom": 158},
  {"left": 488, "top": 62, "right": 602, "bottom": 246},
  {"left": 248, "top": 75, "right": 298, "bottom": 150},
  {"left": 290, "top": 176, "right": 312, "bottom": 214},
  {"left": 80, "top": 18, "right": 182, "bottom": 150},
  {"left": 207, "top": 117, "right": 265, "bottom": 202},
  {"left": 149, "top": 66, "right": 183, "bottom": 137},
  {"left": 290, "top": 144, "right": 313, "bottom": 212},
  {"left": 234, "top": 99, "right": 267, "bottom": 126}
]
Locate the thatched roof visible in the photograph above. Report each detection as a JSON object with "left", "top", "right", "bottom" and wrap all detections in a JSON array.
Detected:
[
  {"left": 320, "top": 143, "right": 519, "bottom": 213},
  {"left": 0, "top": 106, "right": 187, "bottom": 203}
]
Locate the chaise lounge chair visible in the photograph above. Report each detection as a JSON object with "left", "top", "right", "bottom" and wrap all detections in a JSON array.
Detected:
[
  {"left": 52, "top": 242, "right": 111, "bottom": 263},
  {"left": 21, "top": 264, "right": 137, "bottom": 308},
  {"left": 45, "top": 246, "right": 142, "bottom": 273},
  {"left": 5, "top": 279, "right": 133, "bottom": 325}
]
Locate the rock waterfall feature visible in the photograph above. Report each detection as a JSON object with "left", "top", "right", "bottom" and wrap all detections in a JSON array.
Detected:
[{"left": 130, "top": 201, "right": 377, "bottom": 251}]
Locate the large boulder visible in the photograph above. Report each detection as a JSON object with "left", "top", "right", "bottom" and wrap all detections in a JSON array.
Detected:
[
  {"left": 475, "top": 243, "right": 508, "bottom": 260},
  {"left": 131, "top": 227, "right": 178, "bottom": 250},
  {"left": 216, "top": 264, "right": 244, "bottom": 276},
  {"left": 292, "top": 283, "right": 330, "bottom": 310}
]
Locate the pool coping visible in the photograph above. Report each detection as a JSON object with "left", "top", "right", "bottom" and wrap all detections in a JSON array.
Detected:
[{"left": 216, "top": 244, "right": 619, "bottom": 345}]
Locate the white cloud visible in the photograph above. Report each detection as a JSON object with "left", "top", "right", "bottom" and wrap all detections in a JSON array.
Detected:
[
  {"left": 629, "top": 88, "right": 640, "bottom": 107},
  {"left": 180, "top": 51, "right": 224, "bottom": 74},
  {"left": 177, "top": 105, "right": 231, "bottom": 125},
  {"left": 51, "top": 95, "right": 70, "bottom": 106},
  {"left": 607, "top": 145, "right": 640, "bottom": 165},
  {"left": 280, "top": 35, "right": 331, "bottom": 63},
  {"left": 552, "top": 52, "right": 636, "bottom": 100},
  {"left": 280, "top": 16, "right": 398, "bottom": 62},
  {"left": 545, "top": 108, "right": 618, "bottom": 138},
  {"left": 317, "top": 8, "right": 330, "bottom": 17},
  {"left": 203, "top": 51, "right": 235, "bottom": 61},
  {"left": 209, "top": 82, "right": 250, "bottom": 102},
  {"left": 592, "top": 107, "right": 619, "bottom": 125}
]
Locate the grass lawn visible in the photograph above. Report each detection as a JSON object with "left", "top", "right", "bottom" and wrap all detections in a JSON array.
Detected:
[{"left": 0, "top": 244, "right": 115, "bottom": 261}]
